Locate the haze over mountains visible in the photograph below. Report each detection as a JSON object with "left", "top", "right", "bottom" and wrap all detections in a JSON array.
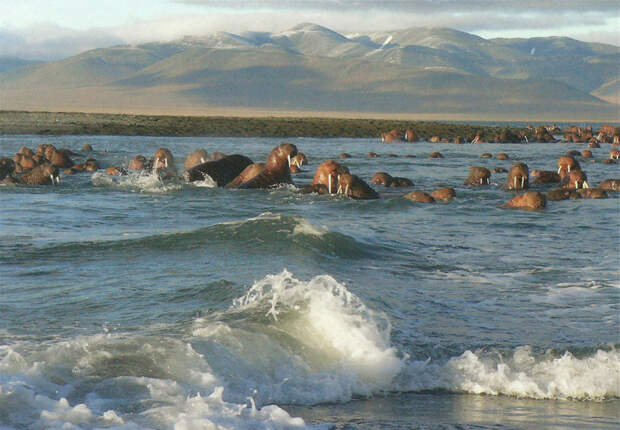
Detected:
[{"left": 1, "top": 23, "right": 618, "bottom": 120}]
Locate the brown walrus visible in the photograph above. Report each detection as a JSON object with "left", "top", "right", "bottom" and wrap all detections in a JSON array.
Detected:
[
  {"left": 372, "top": 172, "right": 393, "bottom": 186},
  {"left": 504, "top": 162, "right": 529, "bottom": 190},
  {"left": 153, "top": 148, "right": 175, "bottom": 173},
  {"left": 530, "top": 170, "right": 560, "bottom": 184},
  {"left": 403, "top": 191, "right": 435, "bottom": 203},
  {"left": 503, "top": 191, "right": 546, "bottom": 210},
  {"left": 557, "top": 155, "right": 580, "bottom": 181},
  {"left": 185, "top": 154, "right": 253, "bottom": 186},
  {"left": 464, "top": 166, "right": 491, "bottom": 186},
  {"left": 311, "top": 160, "right": 349, "bottom": 194},
  {"left": 431, "top": 187, "right": 456, "bottom": 202},
  {"left": 562, "top": 170, "right": 589, "bottom": 190},
  {"left": 18, "top": 163, "right": 60, "bottom": 185},
  {"left": 336, "top": 173, "right": 379, "bottom": 199},
  {"left": 225, "top": 163, "right": 265, "bottom": 188},
  {"left": 184, "top": 149, "right": 209, "bottom": 170},
  {"left": 239, "top": 144, "right": 297, "bottom": 189},
  {"left": 598, "top": 179, "right": 620, "bottom": 191}
]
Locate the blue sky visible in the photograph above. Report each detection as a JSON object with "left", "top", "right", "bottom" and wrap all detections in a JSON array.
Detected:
[{"left": 2, "top": 0, "right": 618, "bottom": 59}]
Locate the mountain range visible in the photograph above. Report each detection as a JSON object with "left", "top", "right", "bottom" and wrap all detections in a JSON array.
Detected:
[{"left": 1, "top": 23, "right": 618, "bottom": 121}]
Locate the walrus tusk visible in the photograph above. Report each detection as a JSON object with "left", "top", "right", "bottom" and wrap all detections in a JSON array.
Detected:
[
  {"left": 345, "top": 184, "right": 349, "bottom": 195},
  {"left": 583, "top": 181, "right": 589, "bottom": 189},
  {"left": 513, "top": 176, "right": 517, "bottom": 188},
  {"left": 337, "top": 185, "right": 342, "bottom": 194},
  {"left": 50, "top": 174, "right": 55, "bottom": 185},
  {"left": 164, "top": 158, "right": 168, "bottom": 167},
  {"left": 568, "top": 166, "right": 571, "bottom": 172},
  {"left": 287, "top": 155, "right": 291, "bottom": 167},
  {"left": 328, "top": 175, "right": 332, "bottom": 194},
  {"left": 201, "top": 157, "right": 205, "bottom": 164},
  {"left": 480, "top": 178, "right": 483, "bottom": 184},
  {"left": 557, "top": 167, "right": 561, "bottom": 174},
  {"left": 521, "top": 177, "right": 525, "bottom": 188},
  {"left": 575, "top": 180, "right": 578, "bottom": 189}
]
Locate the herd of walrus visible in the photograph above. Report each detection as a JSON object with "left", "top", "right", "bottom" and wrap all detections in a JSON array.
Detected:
[{"left": 1, "top": 123, "right": 619, "bottom": 211}]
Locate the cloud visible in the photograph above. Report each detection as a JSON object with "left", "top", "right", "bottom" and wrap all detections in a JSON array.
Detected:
[
  {"left": 174, "top": 0, "right": 620, "bottom": 14},
  {"left": 0, "top": 24, "right": 124, "bottom": 60},
  {"left": 1, "top": 2, "right": 617, "bottom": 60}
]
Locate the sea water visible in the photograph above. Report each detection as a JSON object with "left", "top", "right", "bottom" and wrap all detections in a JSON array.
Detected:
[{"left": 0, "top": 135, "right": 618, "bottom": 429}]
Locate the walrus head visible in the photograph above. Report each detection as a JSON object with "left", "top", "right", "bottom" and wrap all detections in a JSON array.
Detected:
[
  {"left": 266, "top": 143, "right": 298, "bottom": 172},
  {"left": 312, "top": 160, "right": 349, "bottom": 194}
]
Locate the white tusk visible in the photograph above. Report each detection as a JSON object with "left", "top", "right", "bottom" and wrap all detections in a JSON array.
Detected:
[
  {"left": 583, "top": 181, "right": 589, "bottom": 189},
  {"left": 568, "top": 166, "right": 571, "bottom": 172},
  {"left": 513, "top": 176, "right": 517, "bottom": 188},
  {"left": 345, "top": 184, "right": 349, "bottom": 195},
  {"left": 337, "top": 185, "right": 342, "bottom": 194},
  {"left": 521, "top": 177, "right": 525, "bottom": 188},
  {"left": 201, "top": 157, "right": 205, "bottom": 164},
  {"left": 288, "top": 155, "right": 291, "bottom": 167},
  {"left": 165, "top": 158, "right": 168, "bottom": 167},
  {"left": 575, "top": 180, "right": 578, "bottom": 189},
  {"left": 328, "top": 175, "right": 332, "bottom": 194},
  {"left": 50, "top": 174, "right": 55, "bottom": 185},
  {"left": 557, "top": 167, "right": 561, "bottom": 174},
  {"left": 480, "top": 178, "right": 483, "bottom": 184}
]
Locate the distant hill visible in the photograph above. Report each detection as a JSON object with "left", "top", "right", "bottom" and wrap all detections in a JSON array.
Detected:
[
  {"left": 1, "top": 24, "right": 618, "bottom": 120},
  {"left": 0, "top": 56, "right": 43, "bottom": 73}
]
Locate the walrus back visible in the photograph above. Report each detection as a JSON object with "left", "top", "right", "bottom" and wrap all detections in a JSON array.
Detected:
[{"left": 184, "top": 154, "right": 253, "bottom": 186}]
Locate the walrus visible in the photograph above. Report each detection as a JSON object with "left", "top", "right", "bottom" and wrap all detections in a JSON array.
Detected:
[
  {"left": 403, "top": 191, "right": 435, "bottom": 203},
  {"left": 238, "top": 144, "right": 297, "bottom": 189},
  {"left": 185, "top": 154, "right": 253, "bottom": 186},
  {"left": 431, "top": 187, "right": 456, "bottom": 202},
  {"left": 504, "top": 162, "right": 529, "bottom": 190},
  {"left": 225, "top": 163, "right": 265, "bottom": 188},
  {"left": 464, "top": 166, "right": 491, "bottom": 186},
  {"left": 311, "top": 160, "right": 349, "bottom": 194},
  {"left": 0, "top": 158, "right": 16, "bottom": 181},
  {"left": 557, "top": 155, "right": 580, "bottom": 181},
  {"left": 128, "top": 155, "right": 150, "bottom": 170},
  {"left": 336, "top": 173, "right": 379, "bottom": 199},
  {"left": 530, "top": 170, "right": 560, "bottom": 184},
  {"left": 184, "top": 149, "right": 209, "bottom": 170},
  {"left": 18, "top": 163, "right": 60, "bottom": 185},
  {"left": 372, "top": 172, "right": 393, "bottom": 186},
  {"left": 153, "top": 148, "right": 175, "bottom": 172},
  {"left": 577, "top": 189, "right": 607, "bottom": 199},
  {"left": 598, "top": 179, "right": 620, "bottom": 191},
  {"left": 503, "top": 191, "right": 546, "bottom": 210},
  {"left": 562, "top": 169, "right": 589, "bottom": 189},
  {"left": 546, "top": 188, "right": 580, "bottom": 201}
]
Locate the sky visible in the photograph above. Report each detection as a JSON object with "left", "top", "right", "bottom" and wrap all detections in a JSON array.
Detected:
[{"left": 1, "top": 0, "right": 619, "bottom": 60}]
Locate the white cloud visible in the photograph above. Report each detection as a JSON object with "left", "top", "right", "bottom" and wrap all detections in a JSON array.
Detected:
[{"left": 1, "top": 4, "right": 618, "bottom": 60}]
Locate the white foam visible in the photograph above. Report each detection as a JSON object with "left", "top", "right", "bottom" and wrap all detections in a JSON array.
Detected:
[
  {"left": 192, "top": 270, "right": 405, "bottom": 403},
  {"left": 402, "top": 345, "right": 620, "bottom": 401},
  {"left": 91, "top": 171, "right": 182, "bottom": 193},
  {"left": 291, "top": 218, "right": 327, "bottom": 237},
  {"left": 0, "top": 335, "right": 309, "bottom": 429}
]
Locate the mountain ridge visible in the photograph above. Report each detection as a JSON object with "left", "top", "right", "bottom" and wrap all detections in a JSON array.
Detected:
[{"left": 1, "top": 24, "right": 618, "bottom": 120}]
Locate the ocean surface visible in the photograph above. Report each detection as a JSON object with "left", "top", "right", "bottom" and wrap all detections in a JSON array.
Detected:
[{"left": 1, "top": 135, "right": 619, "bottom": 429}]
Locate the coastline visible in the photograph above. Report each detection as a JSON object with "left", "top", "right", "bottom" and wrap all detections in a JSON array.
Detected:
[{"left": 0, "top": 110, "right": 519, "bottom": 138}]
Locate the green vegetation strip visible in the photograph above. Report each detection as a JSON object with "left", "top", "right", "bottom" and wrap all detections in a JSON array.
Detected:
[{"left": 0, "top": 110, "right": 516, "bottom": 140}]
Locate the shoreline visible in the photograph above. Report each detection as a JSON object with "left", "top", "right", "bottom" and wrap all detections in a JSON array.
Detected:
[{"left": 1, "top": 110, "right": 616, "bottom": 140}]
